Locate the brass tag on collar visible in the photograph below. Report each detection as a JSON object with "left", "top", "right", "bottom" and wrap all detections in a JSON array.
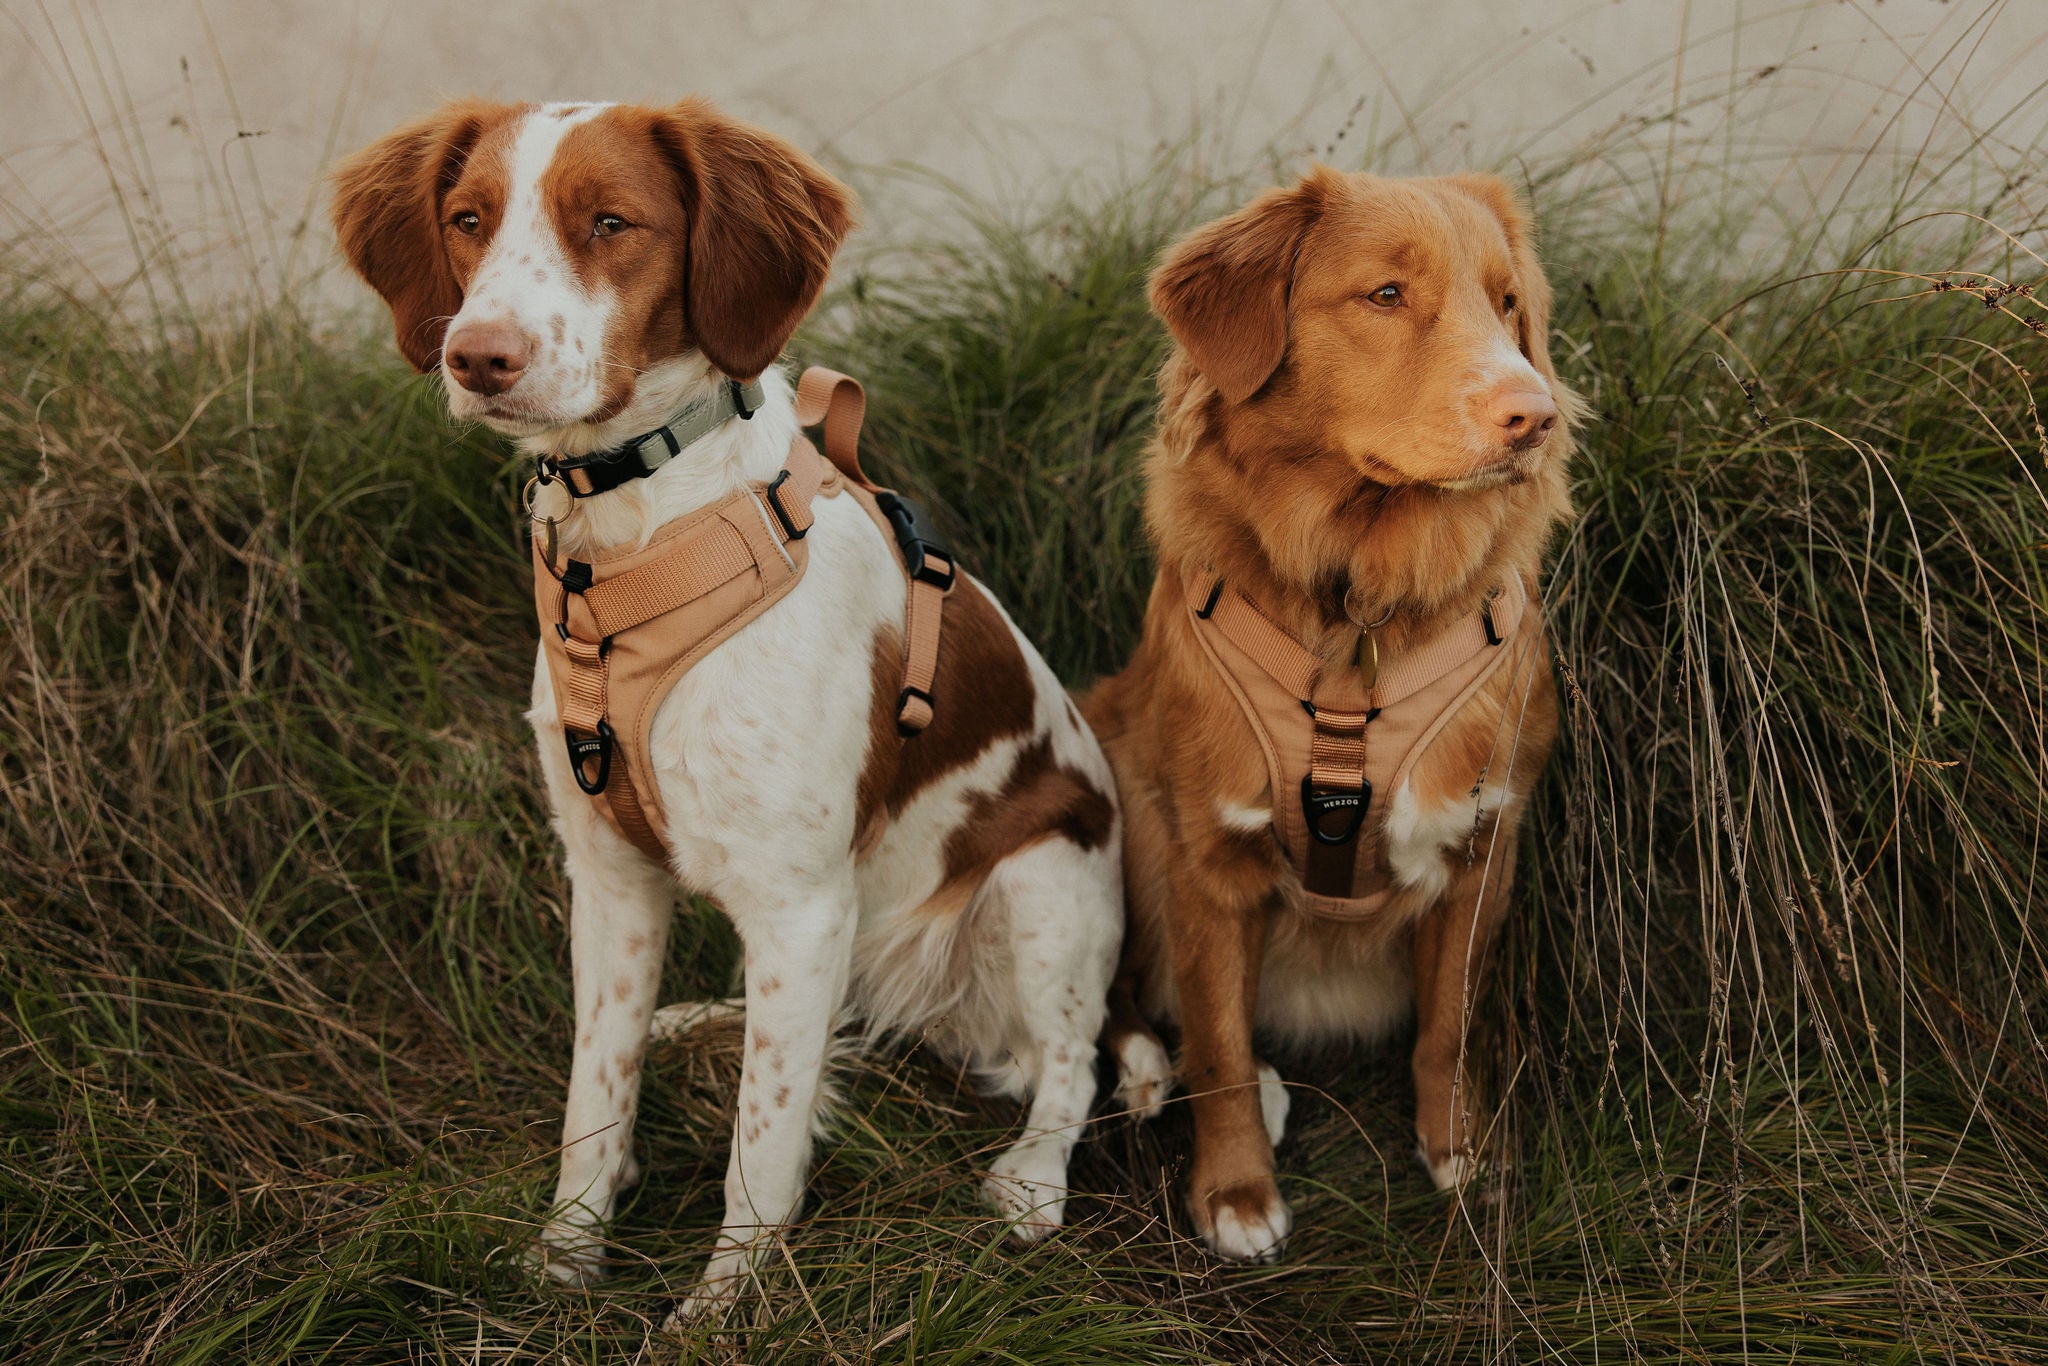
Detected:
[
  {"left": 1357, "top": 625, "right": 1380, "bottom": 693},
  {"left": 541, "top": 517, "right": 559, "bottom": 572}
]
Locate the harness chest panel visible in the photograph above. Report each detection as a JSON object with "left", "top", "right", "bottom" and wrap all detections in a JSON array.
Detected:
[
  {"left": 1180, "top": 565, "right": 1540, "bottom": 920},
  {"left": 531, "top": 368, "right": 952, "bottom": 865}
]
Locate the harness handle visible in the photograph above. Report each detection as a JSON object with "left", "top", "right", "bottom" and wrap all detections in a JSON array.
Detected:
[{"left": 794, "top": 366, "right": 871, "bottom": 486}]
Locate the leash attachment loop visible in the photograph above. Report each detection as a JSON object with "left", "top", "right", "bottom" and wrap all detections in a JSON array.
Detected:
[
  {"left": 567, "top": 719, "right": 615, "bottom": 796},
  {"left": 1301, "top": 774, "right": 1371, "bottom": 846}
]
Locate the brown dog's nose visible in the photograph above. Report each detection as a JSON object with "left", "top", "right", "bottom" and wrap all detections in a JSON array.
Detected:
[
  {"left": 1487, "top": 386, "right": 1558, "bottom": 450},
  {"left": 444, "top": 322, "right": 531, "bottom": 395}
]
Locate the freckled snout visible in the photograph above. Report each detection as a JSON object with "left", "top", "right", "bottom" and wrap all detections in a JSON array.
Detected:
[
  {"left": 1486, "top": 384, "right": 1558, "bottom": 452},
  {"left": 444, "top": 321, "right": 533, "bottom": 396}
]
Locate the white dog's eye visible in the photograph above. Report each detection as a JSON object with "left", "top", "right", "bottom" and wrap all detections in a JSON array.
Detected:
[
  {"left": 451, "top": 212, "right": 481, "bottom": 235},
  {"left": 1367, "top": 283, "right": 1403, "bottom": 308},
  {"left": 593, "top": 214, "right": 630, "bottom": 238}
]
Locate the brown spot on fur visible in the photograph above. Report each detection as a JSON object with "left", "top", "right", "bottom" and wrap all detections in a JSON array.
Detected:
[
  {"left": 852, "top": 576, "right": 1042, "bottom": 857},
  {"left": 912, "top": 735, "right": 1115, "bottom": 919},
  {"left": 774, "top": 1085, "right": 791, "bottom": 1108},
  {"left": 624, "top": 932, "right": 648, "bottom": 956},
  {"left": 613, "top": 974, "right": 633, "bottom": 1001},
  {"left": 758, "top": 976, "right": 781, "bottom": 996}
]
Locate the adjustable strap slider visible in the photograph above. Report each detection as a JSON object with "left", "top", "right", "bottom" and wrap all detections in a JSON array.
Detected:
[
  {"left": 764, "top": 469, "right": 810, "bottom": 541},
  {"left": 730, "top": 378, "right": 762, "bottom": 419},
  {"left": 896, "top": 685, "right": 935, "bottom": 737},
  {"left": 1481, "top": 586, "right": 1505, "bottom": 646}
]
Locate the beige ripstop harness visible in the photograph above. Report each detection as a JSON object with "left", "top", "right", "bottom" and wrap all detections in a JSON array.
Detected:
[
  {"left": 531, "top": 367, "right": 954, "bottom": 863},
  {"left": 1181, "top": 564, "right": 1539, "bottom": 919}
]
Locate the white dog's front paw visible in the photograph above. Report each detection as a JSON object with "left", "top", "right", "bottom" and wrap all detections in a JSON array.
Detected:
[
  {"left": 1111, "top": 1030, "right": 1174, "bottom": 1121},
  {"left": 663, "top": 1245, "right": 753, "bottom": 1329},
  {"left": 525, "top": 1224, "right": 608, "bottom": 1287},
  {"left": 983, "top": 1145, "right": 1070, "bottom": 1242}
]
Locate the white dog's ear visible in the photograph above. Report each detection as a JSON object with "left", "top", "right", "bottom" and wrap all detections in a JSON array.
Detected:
[
  {"left": 1149, "top": 170, "right": 1329, "bottom": 404},
  {"left": 330, "top": 100, "right": 517, "bottom": 372},
  {"left": 653, "top": 99, "right": 857, "bottom": 383}
]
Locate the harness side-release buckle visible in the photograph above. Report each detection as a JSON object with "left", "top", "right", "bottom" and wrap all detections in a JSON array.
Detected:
[
  {"left": 874, "top": 491, "right": 956, "bottom": 591},
  {"left": 567, "top": 719, "right": 615, "bottom": 796},
  {"left": 1301, "top": 775, "right": 1371, "bottom": 846}
]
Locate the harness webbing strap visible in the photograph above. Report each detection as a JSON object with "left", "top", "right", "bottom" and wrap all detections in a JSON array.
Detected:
[
  {"left": 789, "top": 366, "right": 952, "bottom": 737},
  {"left": 795, "top": 366, "right": 866, "bottom": 473}
]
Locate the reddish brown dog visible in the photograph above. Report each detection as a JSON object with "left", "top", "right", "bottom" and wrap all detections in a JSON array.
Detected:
[{"left": 1086, "top": 167, "right": 1576, "bottom": 1261}]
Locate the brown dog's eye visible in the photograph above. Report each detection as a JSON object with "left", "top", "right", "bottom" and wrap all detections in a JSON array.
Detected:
[
  {"left": 1503, "top": 292, "right": 1519, "bottom": 314},
  {"left": 451, "top": 212, "right": 480, "bottom": 236},
  {"left": 593, "top": 214, "right": 630, "bottom": 238},
  {"left": 1366, "top": 284, "right": 1403, "bottom": 308}
]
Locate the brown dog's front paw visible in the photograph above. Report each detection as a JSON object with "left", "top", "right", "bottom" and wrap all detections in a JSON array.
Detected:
[{"left": 1190, "top": 1177, "right": 1292, "bottom": 1262}]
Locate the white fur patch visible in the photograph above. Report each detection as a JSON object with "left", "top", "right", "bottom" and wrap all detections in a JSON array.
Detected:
[
  {"left": 1383, "top": 779, "right": 1510, "bottom": 904},
  {"left": 1215, "top": 800, "right": 1272, "bottom": 833}
]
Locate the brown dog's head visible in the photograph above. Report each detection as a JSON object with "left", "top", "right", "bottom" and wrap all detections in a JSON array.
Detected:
[
  {"left": 329, "top": 99, "right": 854, "bottom": 438},
  {"left": 1151, "top": 168, "right": 1572, "bottom": 490}
]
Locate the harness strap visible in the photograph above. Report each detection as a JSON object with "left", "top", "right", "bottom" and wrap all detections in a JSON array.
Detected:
[{"left": 790, "top": 366, "right": 953, "bottom": 736}]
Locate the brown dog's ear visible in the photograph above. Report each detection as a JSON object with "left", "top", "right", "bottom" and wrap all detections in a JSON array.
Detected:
[
  {"left": 1445, "top": 173, "right": 1557, "bottom": 385},
  {"left": 330, "top": 100, "right": 512, "bottom": 372},
  {"left": 654, "top": 100, "right": 856, "bottom": 382},
  {"left": 1148, "top": 173, "right": 1327, "bottom": 404}
]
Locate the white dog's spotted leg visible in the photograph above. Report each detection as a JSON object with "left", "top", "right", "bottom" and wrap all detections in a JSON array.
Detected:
[
  {"left": 979, "top": 838, "right": 1118, "bottom": 1242},
  {"left": 535, "top": 845, "right": 673, "bottom": 1285},
  {"left": 672, "top": 880, "right": 857, "bottom": 1321}
]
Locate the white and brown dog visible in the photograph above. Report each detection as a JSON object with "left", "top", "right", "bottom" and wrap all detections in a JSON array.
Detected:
[{"left": 330, "top": 98, "right": 1122, "bottom": 1315}]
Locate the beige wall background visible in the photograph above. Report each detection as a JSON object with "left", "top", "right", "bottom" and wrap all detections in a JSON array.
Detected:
[{"left": 3, "top": 0, "right": 2044, "bottom": 310}]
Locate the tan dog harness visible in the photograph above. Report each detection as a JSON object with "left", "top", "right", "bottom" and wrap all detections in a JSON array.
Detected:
[
  {"left": 1181, "top": 564, "right": 1538, "bottom": 919},
  {"left": 532, "top": 368, "right": 954, "bottom": 863}
]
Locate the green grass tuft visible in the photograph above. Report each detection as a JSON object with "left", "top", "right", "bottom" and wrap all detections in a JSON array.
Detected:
[{"left": 4, "top": 118, "right": 2046, "bottom": 1365}]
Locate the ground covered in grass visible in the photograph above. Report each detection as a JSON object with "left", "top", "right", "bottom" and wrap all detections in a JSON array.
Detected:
[{"left": 4, "top": 141, "right": 2046, "bottom": 1362}]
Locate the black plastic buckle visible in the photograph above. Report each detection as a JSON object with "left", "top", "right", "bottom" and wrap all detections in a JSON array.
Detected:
[
  {"left": 874, "top": 491, "right": 956, "bottom": 591},
  {"left": 730, "top": 379, "right": 759, "bottom": 420},
  {"left": 896, "top": 685, "right": 934, "bottom": 738},
  {"left": 1301, "top": 775, "right": 1371, "bottom": 846},
  {"left": 567, "top": 719, "right": 615, "bottom": 795},
  {"left": 764, "top": 469, "right": 807, "bottom": 541},
  {"left": 1482, "top": 600, "right": 1503, "bottom": 646},
  {"left": 1196, "top": 580, "right": 1223, "bottom": 619}
]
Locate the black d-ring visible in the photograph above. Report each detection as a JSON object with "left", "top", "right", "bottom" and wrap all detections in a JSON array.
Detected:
[
  {"left": 567, "top": 719, "right": 615, "bottom": 795},
  {"left": 1301, "top": 775, "right": 1370, "bottom": 845}
]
